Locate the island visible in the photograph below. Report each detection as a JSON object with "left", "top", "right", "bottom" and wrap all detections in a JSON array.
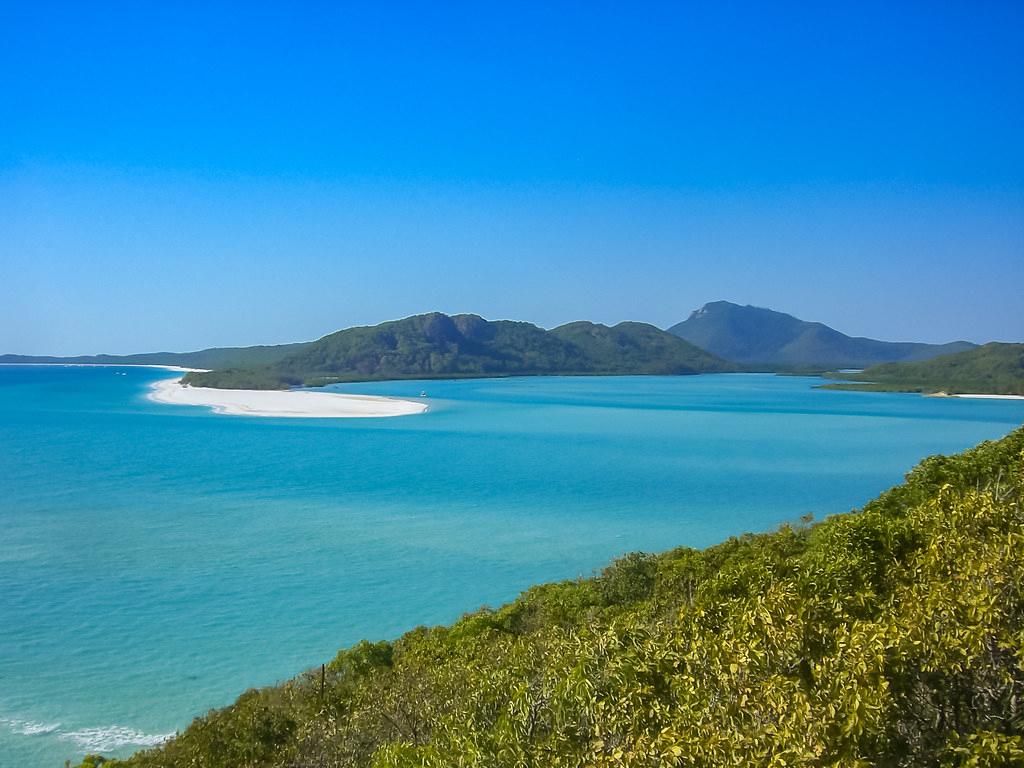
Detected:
[
  {"left": 181, "top": 312, "right": 735, "bottom": 390},
  {"left": 668, "top": 301, "right": 975, "bottom": 370},
  {"left": 822, "top": 342, "right": 1024, "bottom": 397},
  {"left": 7, "top": 304, "right": 1018, "bottom": 398}
]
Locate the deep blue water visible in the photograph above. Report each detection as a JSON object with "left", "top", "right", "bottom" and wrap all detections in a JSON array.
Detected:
[{"left": 1, "top": 365, "right": 1022, "bottom": 766}]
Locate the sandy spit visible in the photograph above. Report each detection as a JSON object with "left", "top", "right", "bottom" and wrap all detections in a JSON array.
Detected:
[
  {"left": 147, "top": 377, "right": 428, "bottom": 418},
  {"left": 952, "top": 393, "right": 1024, "bottom": 401},
  {"left": 0, "top": 363, "right": 208, "bottom": 372}
]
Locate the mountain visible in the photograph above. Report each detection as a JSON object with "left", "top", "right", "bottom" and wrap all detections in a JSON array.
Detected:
[
  {"left": 0, "top": 343, "right": 310, "bottom": 371},
  {"left": 824, "top": 342, "right": 1024, "bottom": 396},
  {"left": 668, "top": 301, "right": 975, "bottom": 370},
  {"left": 183, "top": 312, "right": 733, "bottom": 389},
  {"left": 77, "top": 428, "right": 1024, "bottom": 768},
  {"left": 548, "top": 320, "right": 732, "bottom": 375}
]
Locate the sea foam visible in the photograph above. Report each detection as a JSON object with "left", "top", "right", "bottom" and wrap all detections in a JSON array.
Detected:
[
  {"left": 61, "top": 725, "right": 175, "bottom": 751},
  {"left": 0, "top": 718, "right": 61, "bottom": 736},
  {"left": 1, "top": 717, "right": 172, "bottom": 752}
]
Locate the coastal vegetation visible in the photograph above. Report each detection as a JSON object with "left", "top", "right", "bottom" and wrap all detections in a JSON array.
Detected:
[
  {"left": 824, "top": 343, "right": 1024, "bottom": 396},
  {"left": 78, "top": 427, "right": 1024, "bottom": 767},
  {"left": 669, "top": 301, "right": 975, "bottom": 370},
  {"left": 182, "top": 313, "right": 733, "bottom": 389}
]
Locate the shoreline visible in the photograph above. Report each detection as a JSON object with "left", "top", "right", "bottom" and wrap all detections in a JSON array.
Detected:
[
  {"left": 0, "top": 363, "right": 207, "bottom": 372},
  {"left": 147, "top": 376, "right": 428, "bottom": 418},
  {"left": 927, "top": 391, "right": 1024, "bottom": 401},
  {"left": 7, "top": 364, "right": 1022, "bottom": 402},
  {"left": 949, "top": 393, "right": 1024, "bottom": 401}
]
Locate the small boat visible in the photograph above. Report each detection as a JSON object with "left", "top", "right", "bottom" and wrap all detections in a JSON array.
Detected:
[{"left": 419, "top": 391, "right": 428, "bottom": 398}]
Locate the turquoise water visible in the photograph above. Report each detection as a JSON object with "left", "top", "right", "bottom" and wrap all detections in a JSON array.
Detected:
[{"left": 2, "top": 366, "right": 1022, "bottom": 767}]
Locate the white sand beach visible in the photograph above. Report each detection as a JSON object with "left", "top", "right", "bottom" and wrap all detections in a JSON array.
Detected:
[
  {"left": 0, "top": 363, "right": 206, "bottom": 372},
  {"left": 148, "top": 377, "right": 428, "bottom": 418},
  {"left": 953, "top": 393, "right": 1024, "bottom": 400}
]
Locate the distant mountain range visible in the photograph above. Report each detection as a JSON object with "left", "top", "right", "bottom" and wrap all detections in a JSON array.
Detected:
[
  {"left": 823, "top": 342, "right": 1024, "bottom": 396},
  {"left": 0, "top": 343, "right": 309, "bottom": 371},
  {"left": 668, "top": 301, "right": 975, "bottom": 370},
  {"left": 182, "top": 313, "right": 733, "bottom": 389},
  {"left": 4, "top": 301, "right": 1001, "bottom": 390}
]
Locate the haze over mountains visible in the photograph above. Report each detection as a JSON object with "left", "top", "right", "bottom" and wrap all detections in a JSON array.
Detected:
[
  {"left": 3, "top": 301, "right": 994, "bottom": 389},
  {"left": 668, "top": 301, "right": 975, "bottom": 370}
]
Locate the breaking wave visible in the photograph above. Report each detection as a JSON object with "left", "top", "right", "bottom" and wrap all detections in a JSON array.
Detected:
[
  {"left": 61, "top": 725, "right": 174, "bottom": 751},
  {"left": 2, "top": 716, "right": 173, "bottom": 751},
  {"left": 0, "top": 718, "right": 61, "bottom": 736}
]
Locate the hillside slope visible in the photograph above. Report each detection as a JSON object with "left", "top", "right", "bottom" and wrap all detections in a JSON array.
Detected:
[
  {"left": 82, "top": 427, "right": 1024, "bottom": 768},
  {"left": 184, "top": 313, "right": 732, "bottom": 389},
  {"left": 549, "top": 320, "right": 731, "bottom": 375},
  {"left": 668, "top": 301, "right": 974, "bottom": 369},
  {"left": 824, "top": 342, "right": 1024, "bottom": 395}
]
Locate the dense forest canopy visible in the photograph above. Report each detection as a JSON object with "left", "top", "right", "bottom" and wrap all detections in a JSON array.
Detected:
[
  {"left": 77, "top": 426, "right": 1024, "bottom": 767},
  {"left": 824, "top": 343, "right": 1024, "bottom": 396},
  {"left": 182, "top": 313, "right": 733, "bottom": 390}
]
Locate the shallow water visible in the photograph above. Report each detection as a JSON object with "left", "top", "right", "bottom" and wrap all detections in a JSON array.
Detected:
[{"left": 1, "top": 366, "right": 1022, "bottom": 766}]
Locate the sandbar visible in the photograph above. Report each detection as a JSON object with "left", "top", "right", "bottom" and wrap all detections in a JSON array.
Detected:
[
  {"left": 148, "top": 377, "right": 428, "bottom": 418},
  {"left": 0, "top": 363, "right": 206, "bottom": 372},
  {"left": 952, "top": 393, "right": 1024, "bottom": 401}
]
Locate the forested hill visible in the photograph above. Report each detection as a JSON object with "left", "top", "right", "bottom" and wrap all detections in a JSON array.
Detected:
[
  {"left": 824, "top": 342, "right": 1024, "bottom": 396},
  {"left": 668, "top": 301, "right": 975, "bottom": 370},
  {"left": 182, "top": 313, "right": 733, "bottom": 389},
  {"left": 0, "top": 343, "right": 309, "bottom": 371},
  {"left": 78, "top": 427, "right": 1024, "bottom": 767}
]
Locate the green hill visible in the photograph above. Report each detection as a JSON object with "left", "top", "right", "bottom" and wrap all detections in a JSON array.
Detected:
[
  {"left": 0, "top": 343, "right": 310, "bottom": 371},
  {"left": 668, "top": 301, "right": 975, "bottom": 370},
  {"left": 824, "top": 342, "right": 1024, "bottom": 396},
  {"left": 183, "top": 313, "right": 733, "bottom": 389},
  {"left": 548, "top": 320, "right": 733, "bottom": 375},
  {"left": 76, "top": 427, "right": 1024, "bottom": 768}
]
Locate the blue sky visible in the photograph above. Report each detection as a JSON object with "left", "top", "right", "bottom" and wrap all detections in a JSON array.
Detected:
[{"left": 2, "top": 1, "right": 1021, "bottom": 354}]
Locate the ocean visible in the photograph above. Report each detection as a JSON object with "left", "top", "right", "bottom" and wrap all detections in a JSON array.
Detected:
[{"left": 2, "top": 365, "right": 1022, "bottom": 766}]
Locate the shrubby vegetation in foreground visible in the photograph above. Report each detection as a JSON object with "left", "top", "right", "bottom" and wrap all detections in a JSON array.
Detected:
[{"left": 80, "top": 428, "right": 1024, "bottom": 767}]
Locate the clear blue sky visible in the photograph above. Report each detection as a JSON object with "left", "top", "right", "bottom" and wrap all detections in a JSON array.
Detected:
[{"left": 2, "top": 1, "right": 1021, "bottom": 354}]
